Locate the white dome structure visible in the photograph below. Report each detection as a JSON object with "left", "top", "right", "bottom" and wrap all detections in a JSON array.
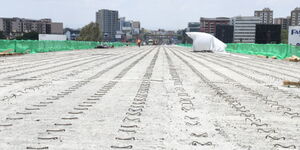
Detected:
[{"left": 186, "top": 32, "right": 227, "bottom": 52}]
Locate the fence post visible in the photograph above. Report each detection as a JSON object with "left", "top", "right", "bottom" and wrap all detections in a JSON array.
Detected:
[{"left": 14, "top": 40, "right": 17, "bottom": 53}]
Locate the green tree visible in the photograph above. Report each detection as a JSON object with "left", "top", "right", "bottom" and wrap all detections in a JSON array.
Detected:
[
  {"left": 0, "top": 31, "right": 5, "bottom": 39},
  {"left": 281, "top": 29, "right": 288, "bottom": 44},
  {"left": 16, "top": 32, "right": 39, "bottom": 40},
  {"left": 77, "top": 22, "right": 102, "bottom": 41}
]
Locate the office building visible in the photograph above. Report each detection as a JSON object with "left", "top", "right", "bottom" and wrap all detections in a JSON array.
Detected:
[
  {"left": 132, "top": 21, "right": 140, "bottom": 29},
  {"left": 132, "top": 21, "right": 141, "bottom": 35},
  {"left": 96, "top": 9, "right": 119, "bottom": 41},
  {"left": 116, "top": 17, "right": 141, "bottom": 41},
  {"left": 187, "top": 22, "right": 200, "bottom": 32},
  {"left": 254, "top": 8, "right": 273, "bottom": 24},
  {"left": 274, "top": 17, "right": 290, "bottom": 30},
  {"left": 291, "top": 7, "right": 300, "bottom": 26},
  {"left": 255, "top": 24, "right": 281, "bottom": 44},
  {"left": 0, "top": 17, "right": 63, "bottom": 39},
  {"left": 215, "top": 24, "right": 234, "bottom": 43},
  {"left": 231, "top": 16, "right": 261, "bottom": 43},
  {"left": 200, "top": 17, "right": 230, "bottom": 35}
]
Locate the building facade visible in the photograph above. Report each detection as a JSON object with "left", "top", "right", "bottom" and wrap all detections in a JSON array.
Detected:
[
  {"left": 132, "top": 21, "right": 141, "bottom": 35},
  {"left": 291, "top": 7, "right": 300, "bottom": 26},
  {"left": 187, "top": 22, "right": 200, "bottom": 32},
  {"left": 115, "top": 17, "right": 141, "bottom": 41},
  {"left": 215, "top": 24, "right": 234, "bottom": 43},
  {"left": 274, "top": 17, "right": 290, "bottom": 30},
  {"left": 96, "top": 9, "right": 119, "bottom": 41},
  {"left": 64, "top": 28, "right": 80, "bottom": 40},
  {"left": 255, "top": 24, "right": 281, "bottom": 44},
  {"left": 231, "top": 16, "right": 261, "bottom": 43},
  {"left": 200, "top": 17, "right": 230, "bottom": 35},
  {"left": 0, "top": 17, "right": 63, "bottom": 39},
  {"left": 254, "top": 8, "right": 273, "bottom": 24}
]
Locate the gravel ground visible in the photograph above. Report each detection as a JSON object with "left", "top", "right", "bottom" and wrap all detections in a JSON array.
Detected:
[{"left": 0, "top": 46, "right": 299, "bottom": 150}]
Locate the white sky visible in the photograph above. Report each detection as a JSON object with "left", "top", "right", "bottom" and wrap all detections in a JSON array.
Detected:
[{"left": 0, "top": 0, "right": 298, "bottom": 30}]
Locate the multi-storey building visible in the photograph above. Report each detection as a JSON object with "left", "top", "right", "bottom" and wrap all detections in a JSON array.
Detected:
[
  {"left": 231, "top": 16, "right": 261, "bottom": 43},
  {"left": 0, "top": 17, "right": 63, "bottom": 39},
  {"left": 187, "top": 22, "right": 200, "bottom": 32},
  {"left": 274, "top": 17, "right": 290, "bottom": 30},
  {"left": 96, "top": 9, "right": 119, "bottom": 41},
  {"left": 291, "top": 7, "right": 300, "bottom": 26},
  {"left": 200, "top": 17, "right": 230, "bottom": 35},
  {"left": 132, "top": 21, "right": 141, "bottom": 35},
  {"left": 215, "top": 24, "right": 234, "bottom": 43},
  {"left": 115, "top": 17, "right": 141, "bottom": 41},
  {"left": 254, "top": 8, "right": 273, "bottom": 24}
]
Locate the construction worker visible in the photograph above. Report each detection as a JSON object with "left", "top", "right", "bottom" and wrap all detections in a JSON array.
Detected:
[{"left": 137, "top": 39, "right": 142, "bottom": 47}]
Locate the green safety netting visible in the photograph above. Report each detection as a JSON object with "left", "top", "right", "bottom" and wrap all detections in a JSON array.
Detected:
[
  {"left": 177, "top": 43, "right": 300, "bottom": 59},
  {"left": 177, "top": 43, "right": 192, "bottom": 48},
  {"left": 0, "top": 40, "right": 136, "bottom": 54},
  {"left": 226, "top": 43, "right": 300, "bottom": 59}
]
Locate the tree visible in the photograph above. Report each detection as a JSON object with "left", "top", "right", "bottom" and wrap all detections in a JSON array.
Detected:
[
  {"left": 281, "top": 29, "right": 288, "bottom": 44},
  {"left": 0, "top": 31, "right": 5, "bottom": 39},
  {"left": 16, "top": 32, "right": 39, "bottom": 40},
  {"left": 77, "top": 22, "right": 102, "bottom": 41}
]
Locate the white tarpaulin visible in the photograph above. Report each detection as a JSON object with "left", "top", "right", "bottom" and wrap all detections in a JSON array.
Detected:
[
  {"left": 39, "top": 34, "right": 67, "bottom": 41},
  {"left": 186, "top": 32, "right": 227, "bottom": 52}
]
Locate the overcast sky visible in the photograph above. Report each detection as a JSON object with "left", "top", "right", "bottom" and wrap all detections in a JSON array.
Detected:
[{"left": 0, "top": 0, "right": 298, "bottom": 30}]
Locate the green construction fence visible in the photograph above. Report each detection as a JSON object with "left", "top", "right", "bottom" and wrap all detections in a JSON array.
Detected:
[
  {"left": 0, "top": 40, "right": 136, "bottom": 54},
  {"left": 177, "top": 43, "right": 192, "bottom": 48},
  {"left": 177, "top": 43, "right": 300, "bottom": 59},
  {"left": 225, "top": 43, "right": 300, "bottom": 59}
]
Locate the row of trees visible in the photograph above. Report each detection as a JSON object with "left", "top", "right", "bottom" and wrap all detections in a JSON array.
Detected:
[
  {"left": 76, "top": 22, "right": 102, "bottom": 41},
  {"left": 0, "top": 31, "right": 39, "bottom": 40},
  {"left": 16, "top": 32, "right": 39, "bottom": 40}
]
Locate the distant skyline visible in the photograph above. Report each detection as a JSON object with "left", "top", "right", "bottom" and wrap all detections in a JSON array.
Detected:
[{"left": 0, "top": 0, "right": 298, "bottom": 30}]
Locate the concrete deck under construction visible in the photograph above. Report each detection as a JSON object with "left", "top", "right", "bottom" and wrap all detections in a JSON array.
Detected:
[{"left": 0, "top": 46, "right": 299, "bottom": 150}]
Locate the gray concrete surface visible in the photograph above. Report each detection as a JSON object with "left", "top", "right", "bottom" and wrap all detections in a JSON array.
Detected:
[{"left": 0, "top": 46, "right": 299, "bottom": 150}]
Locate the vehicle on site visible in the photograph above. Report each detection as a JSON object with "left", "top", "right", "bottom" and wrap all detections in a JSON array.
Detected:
[{"left": 147, "top": 39, "right": 154, "bottom": 45}]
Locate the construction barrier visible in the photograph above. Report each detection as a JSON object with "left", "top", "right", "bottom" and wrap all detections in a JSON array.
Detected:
[
  {"left": 177, "top": 43, "right": 300, "bottom": 59},
  {"left": 0, "top": 40, "right": 136, "bottom": 54},
  {"left": 177, "top": 43, "right": 192, "bottom": 48},
  {"left": 226, "top": 43, "right": 300, "bottom": 59}
]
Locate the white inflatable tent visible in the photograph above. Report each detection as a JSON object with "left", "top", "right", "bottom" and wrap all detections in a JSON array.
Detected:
[{"left": 186, "top": 32, "right": 227, "bottom": 52}]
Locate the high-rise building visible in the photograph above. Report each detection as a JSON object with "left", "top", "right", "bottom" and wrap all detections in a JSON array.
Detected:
[
  {"left": 118, "top": 17, "right": 126, "bottom": 31},
  {"left": 215, "top": 24, "right": 234, "bottom": 43},
  {"left": 115, "top": 17, "right": 142, "bottom": 41},
  {"left": 96, "top": 9, "right": 119, "bottom": 41},
  {"left": 132, "top": 21, "right": 141, "bottom": 35},
  {"left": 255, "top": 24, "right": 281, "bottom": 44},
  {"left": 187, "top": 22, "right": 200, "bottom": 32},
  {"left": 132, "top": 21, "right": 140, "bottom": 29},
  {"left": 291, "top": 7, "right": 300, "bottom": 26},
  {"left": 254, "top": 8, "right": 273, "bottom": 24},
  {"left": 0, "top": 19, "right": 4, "bottom": 32},
  {"left": 200, "top": 17, "right": 230, "bottom": 35},
  {"left": 274, "top": 17, "right": 290, "bottom": 30},
  {"left": 231, "top": 16, "right": 261, "bottom": 43},
  {"left": 0, "top": 17, "right": 63, "bottom": 39}
]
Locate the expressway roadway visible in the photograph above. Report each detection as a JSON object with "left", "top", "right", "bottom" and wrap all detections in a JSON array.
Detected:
[{"left": 0, "top": 46, "right": 299, "bottom": 150}]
